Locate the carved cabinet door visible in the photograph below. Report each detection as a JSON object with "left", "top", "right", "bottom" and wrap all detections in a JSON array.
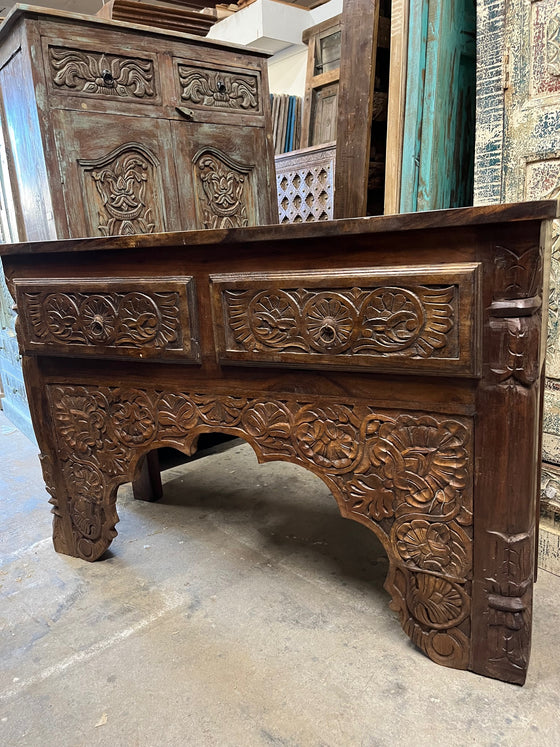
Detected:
[
  {"left": 51, "top": 110, "right": 183, "bottom": 238},
  {"left": 171, "top": 122, "right": 275, "bottom": 230}
]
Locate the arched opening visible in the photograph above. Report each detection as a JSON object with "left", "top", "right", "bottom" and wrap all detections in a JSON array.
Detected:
[{"left": 117, "top": 435, "right": 390, "bottom": 606}]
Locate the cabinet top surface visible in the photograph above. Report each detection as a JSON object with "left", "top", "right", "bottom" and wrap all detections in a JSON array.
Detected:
[
  {"left": 0, "top": 201, "right": 557, "bottom": 258},
  {"left": 0, "top": 3, "right": 272, "bottom": 58}
]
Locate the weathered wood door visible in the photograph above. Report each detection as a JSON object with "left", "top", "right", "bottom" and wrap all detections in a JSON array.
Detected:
[
  {"left": 0, "top": 124, "right": 35, "bottom": 441},
  {"left": 400, "top": 0, "right": 476, "bottom": 212},
  {"left": 475, "top": 0, "right": 560, "bottom": 451}
]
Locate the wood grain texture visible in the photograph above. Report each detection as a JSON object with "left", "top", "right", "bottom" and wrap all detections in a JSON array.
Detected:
[
  {"left": 384, "top": 0, "right": 409, "bottom": 214},
  {"left": 2, "top": 201, "right": 556, "bottom": 685},
  {"left": 334, "top": 0, "right": 379, "bottom": 218}
]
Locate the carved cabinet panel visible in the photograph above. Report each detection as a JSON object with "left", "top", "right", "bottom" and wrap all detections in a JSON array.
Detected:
[
  {"left": 173, "top": 123, "right": 268, "bottom": 230},
  {"left": 52, "top": 111, "right": 181, "bottom": 237},
  {"left": 0, "top": 6, "right": 277, "bottom": 243}
]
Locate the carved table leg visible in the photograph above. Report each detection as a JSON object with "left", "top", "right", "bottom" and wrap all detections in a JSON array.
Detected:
[{"left": 132, "top": 451, "right": 163, "bottom": 502}]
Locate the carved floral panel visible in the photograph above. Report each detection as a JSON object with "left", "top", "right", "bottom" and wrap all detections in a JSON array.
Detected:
[
  {"left": 78, "top": 144, "right": 166, "bottom": 236},
  {"left": 15, "top": 278, "right": 199, "bottom": 361},
  {"left": 193, "top": 148, "right": 256, "bottom": 229},
  {"left": 531, "top": 2, "right": 560, "bottom": 97},
  {"left": 211, "top": 266, "right": 481, "bottom": 375},
  {"left": 48, "top": 46, "right": 156, "bottom": 99},
  {"left": 177, "top": 63, "right": 260, "bottom": 112},
  {"left": 46, "top": 382, "right": 473, "bottom": 667}
]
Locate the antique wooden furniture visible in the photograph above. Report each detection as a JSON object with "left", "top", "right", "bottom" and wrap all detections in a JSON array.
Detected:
[
  {"left": 0, "top": 5, "right": 277, "bottom": 243},
  {"left": 0, "top": 3, "right": 277, "bottom": 447},
  {"left": 1, "top": 201, "right": 555, "bottom": 685}
]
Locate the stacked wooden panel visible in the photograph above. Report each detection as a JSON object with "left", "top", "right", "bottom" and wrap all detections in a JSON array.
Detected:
[{"left": 97, "top": 0, "right": 217, "bottom": 35}]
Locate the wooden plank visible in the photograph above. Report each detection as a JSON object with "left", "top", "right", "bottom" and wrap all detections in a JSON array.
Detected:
[
  {"left": 384, "top": 0, "right": 409, "bottom": 214},
  {"left": 399, "top": 0, "right": 428, "bottom": 213},
  {"left": 333, "top": 0, "right": 380, "bottom": 218}
]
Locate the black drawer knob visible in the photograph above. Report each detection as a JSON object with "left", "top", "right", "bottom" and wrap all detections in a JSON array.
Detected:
[
  {"left": 101, "top": 69, "right": 115, "bottom": 87},
  {"left": 216, "top": 80, "right": 227, "bottom": 94}
]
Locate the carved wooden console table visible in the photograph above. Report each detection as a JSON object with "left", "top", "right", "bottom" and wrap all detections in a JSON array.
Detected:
[{"left": 1, "top": 201, "right": 556, "bottom": 685}]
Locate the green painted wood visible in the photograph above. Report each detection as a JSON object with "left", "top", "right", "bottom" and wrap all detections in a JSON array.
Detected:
[
  {"left": 401, "top": 0, "right": 476, "bottom": 212},
  {"left": 400, "top": 0, "right": 428, "bottom": 213}
]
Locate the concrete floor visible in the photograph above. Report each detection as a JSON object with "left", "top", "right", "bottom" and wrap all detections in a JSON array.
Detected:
[{"left": 1, "top": 411, "right": 560, "bottom": 746}]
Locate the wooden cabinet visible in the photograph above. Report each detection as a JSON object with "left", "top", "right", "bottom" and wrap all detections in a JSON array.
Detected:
[
  {"left": 0, "top": 6, "right": 278, "bottom": 242},
  {"left": 0, "top": 6, "right": 277, "bottom": 441}
]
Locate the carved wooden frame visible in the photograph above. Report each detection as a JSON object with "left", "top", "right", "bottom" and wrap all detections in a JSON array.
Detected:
[{"left": 2, "top": 202, "right": 555, "bottom": 685}]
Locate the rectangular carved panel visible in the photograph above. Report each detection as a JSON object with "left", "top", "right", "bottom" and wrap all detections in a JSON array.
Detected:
[
  {"left": 211, "top": 265, "right": 481, "bottom": 376},
  {"left": 14, "top": 278, "right": 199, "bottom": 362},
  {"left": 46, "top": 44, "right": 158, "bottom": 102},
  {"left": 176, "top": 60, "right": 262, "bottom": 114}
]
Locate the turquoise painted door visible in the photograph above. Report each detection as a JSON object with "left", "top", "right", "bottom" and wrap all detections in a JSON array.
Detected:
[
  {"left": 0, "top": 123, "right": 35, "bottom": 443},
  {"left": 400, "top": 0, "right": 476, "bottom": 212}
]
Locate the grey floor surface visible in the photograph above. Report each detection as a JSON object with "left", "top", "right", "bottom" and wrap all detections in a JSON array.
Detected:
[{"left": 1, "top": 410, "right": 560, "bottom": 747}]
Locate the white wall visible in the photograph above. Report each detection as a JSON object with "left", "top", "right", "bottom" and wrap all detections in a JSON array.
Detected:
[{"left": 208, "top": 0, "right": 344, "bottom": 98}]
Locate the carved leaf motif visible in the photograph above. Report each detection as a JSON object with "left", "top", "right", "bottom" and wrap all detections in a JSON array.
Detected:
[
  {"left": 489, "top": 316, "right": 541, "bottom": 387},
  {"left": 23, "top": 289, "right": 181, "bottom": 353},
  {"left": 407, "top": 573, "right": 468, "bottom": 629},
  {"left": 178, "top": 67, "right": 259, "bottom": 110},
  {"left": 222, "top": 285, "right": 456, "bottom": 359},
  {"left": 49, "top": 47, "right": 155, "bottom": 98},
  {"left": 54, "top": 387, "right": 109, "bottom": 454},
  {"left": 241, "top": 402, "right": 293, "bottom": 454},
  {"left": 494, "top": 246, "right": 541, "bottom": 300},
  {"left": 346, "top": 472, "right": 396, "bottom": 520},
  {"left": 194, "top": 149, "right": 253, "bottom": 230}
]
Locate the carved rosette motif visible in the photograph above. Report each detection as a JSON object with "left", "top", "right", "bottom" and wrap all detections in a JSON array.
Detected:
[
  {"left": 178, "top": 65, "right": 259, "bottom": 111},
  {"left": 194, "top": 148, "right": 254, "bottom": 229},
  {"left": 79, "top": 144, "right": 164, "bottom": 236},
  {"left": 23, "top": 290, "right": 182, "bottom": 352},
  {"left": 223, "top": 285, "right": 456, "bottom": 359},
  {"left": 49, "top": 47, "right": 155, "bottom": 98},
  {"left": 47, "top": 384, "right": 473, "bottom": 668}
]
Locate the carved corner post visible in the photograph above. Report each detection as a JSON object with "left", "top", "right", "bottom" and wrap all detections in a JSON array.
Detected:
[{"left": 470, "top": 224, "right": 551, "bottom": 684}]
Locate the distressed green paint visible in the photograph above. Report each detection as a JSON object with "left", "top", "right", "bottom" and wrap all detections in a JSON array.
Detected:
[{"left": 400, "top": 0, "right": 476, "bottom": 212}]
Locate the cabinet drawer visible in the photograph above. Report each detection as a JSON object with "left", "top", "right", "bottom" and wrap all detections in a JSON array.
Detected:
[
  {"left": 42, "top": 37, "right": 164, "bottom": 114},
  {"left": 210, "top": 265, "right": 482, "bottom": 377},
  {"left": 173, "top": 57, "right": 264, "bottom": 125},
  {"left": 14, "top": 278, "right": 200, "bottom": 363}
]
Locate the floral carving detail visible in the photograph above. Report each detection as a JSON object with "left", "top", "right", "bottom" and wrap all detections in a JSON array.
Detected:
[
  {"left": 407, "top": 573, "right": 468, "bottom": 629},
  {"left": 223, "top": 284, "right": 456, "bottom": 362},
  {"left": 394, "top": 519, "right": 470, "bottom": 579},
  {"left": 49, "top": 47, "right": 155, "bottom": 98},
  {"left": 294, "top": 405, "right": 361, "bottom": 471},
  {"left": 303, "top": 293, "right": 357, "bottom": 353},
  {"left": 194, "top": 149, "right": 253, "bottom": 229},
  {"left": 22, "top": 287, "right": 185, "bottom": 355},
  {"left": 241, "top": 402, "right": 293, "bottom": 453},
  {"left": 363, "top": 415, "right": 470, "bottom": 519},
  {"left": 246, "top": 291, "right": 300, "bottom": 348},
  {"left": 55, "top": 388, "right": 108, "bottom": 454},
  {"left": 47, "top": 383, "right": 472, "bottom": 671},
  {"left": 112, "top": 390, "right": 156, "bottom": 446},
  {"left": 178, "top": 66, "right": 259, "bottom": 111}
]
